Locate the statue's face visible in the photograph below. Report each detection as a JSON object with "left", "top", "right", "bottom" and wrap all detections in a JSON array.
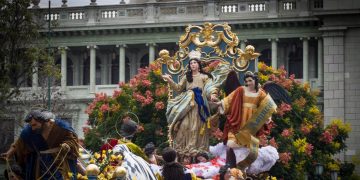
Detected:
[
  {"left": 189, "top": 59, "right": 200, "bottom": 72},
  {"left": 29, "top": 118, "right": 44, "bottom": 134},
  {"left": 245, "top": 77, "right": 255, "bottom": 90},
  {"left": 196, "top": 155, "right": 207, "bottom": 163}
]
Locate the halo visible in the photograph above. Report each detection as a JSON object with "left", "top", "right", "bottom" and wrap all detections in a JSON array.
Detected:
[{"left": 115, "top": 111, "right": 140, "bottom": 138}]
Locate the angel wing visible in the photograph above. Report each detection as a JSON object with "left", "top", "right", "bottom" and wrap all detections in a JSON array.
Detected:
[{"left": 262, "top": 81, "right": 291, "bottom": 105}]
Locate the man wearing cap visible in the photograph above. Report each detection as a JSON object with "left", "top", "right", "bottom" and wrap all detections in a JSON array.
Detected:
[{"left": 1, "top": 110, "right": 79, "bottom": 180}]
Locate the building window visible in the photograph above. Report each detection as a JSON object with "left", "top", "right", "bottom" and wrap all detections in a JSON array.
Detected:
[
  {"left": 140, "top": 54, "right": 149, "bottom": 68},
  {"left": 259, "top": 49, "right": 271, "bottom": 67},
  {"left": 101, "top": 10, "right": 117, "bottom": 19},
  {"left": 249, "top": 3, "right": 266, "bottom": 12},
  {"left": 313, "top": 0, "right": 323, "bottom": 9},
  {"left": 288, "top": 43, "right": 303, "bottom": 78},
  {"left": 283, "top": 2, "right": 296, "bottom": 10},
  {"left": 221, "top": 5, "right": 238, "bottom": 13}
]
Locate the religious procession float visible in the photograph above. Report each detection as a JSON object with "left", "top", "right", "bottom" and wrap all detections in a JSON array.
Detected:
[{"left": 80, "top": 23, "right": 352, "bottom": 180}]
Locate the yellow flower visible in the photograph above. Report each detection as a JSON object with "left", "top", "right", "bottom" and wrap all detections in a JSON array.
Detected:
[
  {"left": 293, "top": 138, "right": 307, "bottom": 154},
  {"left": 68, "top": 172, "right": 73, "bottom": 178},
  {"left": 330, "top": 119, "right": 352, "bottom": 133},
  {"left": 266, "top": 66, "right": 274, "bottom": 73},
  {"left": 89, "top": 158, "right": 95, "bottom": 164},
  {"left": 97, "top": 111, "right": 104, "bottom": 123},
  {"left": 266, "top": 176, "right": 277, "bottom": 180},
  {"left": 309, "top": 106, "right": 320, "bottom": 115},
  {"left": 327, "top": 162, "right": 340, "bottom": 171},
  {"left": 94, "top": 152, "right": 101, "bottom": 159},
  {"left": 259, "top": 74, "right": 269, "bottom": 81},
  {"left": 154, "top": 69, "right": 161, "bottom": 76},
  {"left": 303, "top": 82, "right": 310, "bottom": 91},
  {"left": 294, "top": 97, "right": 306, "bottom": 109},
  {"left": 111, "top": 154, "right": 117, "bottom": 161},
  {"left": 332, "top": 142, "right": 341, "bottom": 149},
  {"left": 295, "top": 160, "right": 306, "bottom": 172}
]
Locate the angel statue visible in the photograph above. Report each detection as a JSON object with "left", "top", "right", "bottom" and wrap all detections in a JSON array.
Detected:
[
  {"left": 210, "top": 71, "right": 291, "bottom": 175},
  {"left": 162, "top": 50, "right": 231, "bottom": 161}
]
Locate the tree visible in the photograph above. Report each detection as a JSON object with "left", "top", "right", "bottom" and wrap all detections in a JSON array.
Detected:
[{"left": 0, "top": 0, "right": 54, "bottom": 112}]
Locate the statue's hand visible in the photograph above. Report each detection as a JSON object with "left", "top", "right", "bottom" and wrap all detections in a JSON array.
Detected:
[
  {"left": 161, "top": 73, "right": 172, "bottom": 82},
  {"left": 61, "top": 143, "right": 71, "bottom": 152},
  {"left": 0, "top": 152, "right": 10, "bottom": 160}
]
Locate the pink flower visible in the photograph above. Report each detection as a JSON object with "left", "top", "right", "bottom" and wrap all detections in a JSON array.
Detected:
[
  {"left": 142, "top": 80, "right": 152, "bottom": 87},
  {"left": 281, "top": 128, "right": 293, "bottom": 138},
  {"left": 94, "top": 92, "right": 107, "bottom": 102},
  {"left": 300, "top": 125, "right": 311, "bottom": 135},
  {"left": 149, "top": 63, "right": 159, "bottom": 71},
  {"left": 137, "top": 125, "right": 145, "bottom": 132},
  {"left": 279, "top": 152, "right": 292, "bottom": 165},
  {"left": 85, "top": 102, "right": 96, "bottom": 115},
  {"left": 155, "top": 101, "right": 165, "bottom": 110},
  {"left": 145, "top": 90, "right": 152, "bottom": 97},
  {"left": 100, "top": 103, "right": 110, "bottom": 112},
  {"left": 329, "top": 125, "right": 339, "bottom": 136},
  {"left": 277, "top": 102, "right": 292, "bottom": 117},
  {"left": 289, "top": 74, "right": 296, "bottom": 81},
  {"left": 118, "top": 81, "right": 126, "bottom": 87},
  {"left": 82, "top": 126, "right": 91, "bottom": 135},
  {"left": 321, "top": 130, "right": 333, "bottom": 144},
  {"left": 129, "top": 79, "right": 138, "bottom": 87},
  {"left": 305, "top": 143, "right": 314, "bottom": 156},
  {"left": 113, "top": 89, "right": 122, "bottom": 98},
  {"left": 155, "top": 86, "right": 168, "bottom": 96}
]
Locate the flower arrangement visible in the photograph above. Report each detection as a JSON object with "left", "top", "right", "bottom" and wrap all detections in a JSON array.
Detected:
[
  {"left": 84, "top": 62, "right": 169, "bottom": 151},
  {"left": 257, "top": 62, "right": 352, "bottom": 179}
]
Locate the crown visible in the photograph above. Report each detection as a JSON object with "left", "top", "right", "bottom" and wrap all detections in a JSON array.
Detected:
[{"left": 188, "top": 50, "right": 201, "bottom": 60}]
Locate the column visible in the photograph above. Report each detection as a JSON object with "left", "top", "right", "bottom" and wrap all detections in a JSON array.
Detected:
[
  {"left": 302, "top": 37, "right": 309, "bottom": 82},
  {"left": 317, "top": 37, "right": 323, "bottom": 87},
  {"left": 88, "top": 45, "right": 97, "bottom": 93},
  {"left": 269, "top": 38, "right": 278, "bottom": 69},
  {"left": 32, "top": 62, "right": 38, "bottom": 90},
  {"left": 240, "top": 39, "right": 247, "bottom": 51},
  {"left": 117, "top": 44, "right": 126, "bottom": 83},
  {"left": 147, "top": 43, "right": 156, "bottom": 64},
  {"left": 59, "top": 46, "right": 68, "bottom": 91}
]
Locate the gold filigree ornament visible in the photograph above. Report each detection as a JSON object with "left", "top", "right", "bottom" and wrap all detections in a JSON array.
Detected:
[
  {"left": 157, "top": 49, "right": 182, "bottom": 74},
  {"left": 233, "top": 45, "right": 260, "bottom": 71}
]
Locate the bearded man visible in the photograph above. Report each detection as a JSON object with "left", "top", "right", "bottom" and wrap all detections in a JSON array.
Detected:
[{"left": 1, "top": 110, "right": 79, "bottom": 180}]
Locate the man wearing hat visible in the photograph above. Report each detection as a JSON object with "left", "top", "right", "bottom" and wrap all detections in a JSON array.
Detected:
[{"left": 1, "top": 110, "right": 79, "bottom": 180}]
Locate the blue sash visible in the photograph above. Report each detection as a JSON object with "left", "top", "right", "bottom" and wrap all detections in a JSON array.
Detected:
[{"left": 192, "top": 87, "right": 210, "bottom": 123}]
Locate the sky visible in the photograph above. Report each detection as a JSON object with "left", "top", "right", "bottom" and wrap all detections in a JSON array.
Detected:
[{"left": 39, "top": 0, "right": 130, "bottom": 8}]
